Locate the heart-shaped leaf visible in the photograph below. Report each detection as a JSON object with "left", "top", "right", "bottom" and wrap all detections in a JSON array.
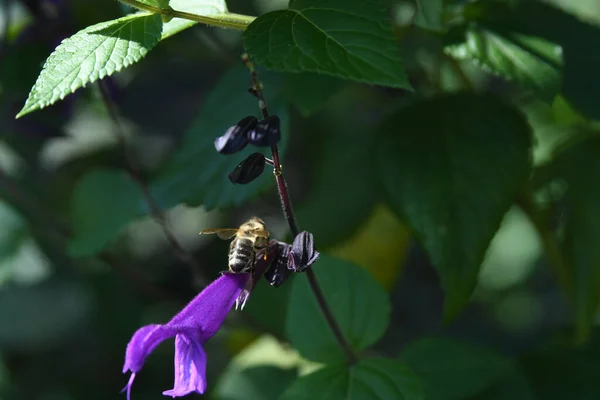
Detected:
[
  {"left": 286, "top": 255, "right": 390, "bottom": 363},
  {"left": 281, "top": 358, "right": 423, "bottom": 400},
  {"left": 378, "top": 93, "right": 532, "bottom": 319},
  {"left": 243, "top": 0, "right": 411, "bottom": 89}
]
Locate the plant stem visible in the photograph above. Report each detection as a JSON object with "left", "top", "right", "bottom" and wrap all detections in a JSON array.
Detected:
[
  {"left": 97, "top": 80, "right": 207, "bottom": 287},
  {"left": 118, "top": 0, "right": 255, "bottom": 31},
  {"left": 242, "top": 55, "right": 359, "bottom": 364}
]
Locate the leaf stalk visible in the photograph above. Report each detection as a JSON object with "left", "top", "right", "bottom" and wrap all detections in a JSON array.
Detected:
[{"left": 118, "top": 0, "right": 255, "bottom": 30}]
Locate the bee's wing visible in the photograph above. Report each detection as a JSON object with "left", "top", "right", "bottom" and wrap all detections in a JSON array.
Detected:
[{"left": 199, "top": 228, "right": 238, "bottom": 240}]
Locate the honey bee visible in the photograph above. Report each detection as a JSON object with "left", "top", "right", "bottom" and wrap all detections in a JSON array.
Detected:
[{"left": 199, "top": 217, "right": 270, "bottom": 274}]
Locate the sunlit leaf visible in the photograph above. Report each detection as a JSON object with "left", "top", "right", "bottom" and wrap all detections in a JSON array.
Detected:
[
  {"left": 378, "top": 93, "right": 532, "bottom": 319},
  {"left": 243, "top": 0, "right": 411, "bottom": 89},
  {"left": 281, "top": 358, "right": 424, "bottom": 400},
  {"left": 286, "top": 255, "right": 390, "bottom": 363},
  {"left": 463, "top": 0, "right": 600, "bottom": 119},
  {"left": 446, "top": 28, "right": 562, "bottom": 101},
  {"left": 17, "top": 13, "right": 162, "bottom": 118}
]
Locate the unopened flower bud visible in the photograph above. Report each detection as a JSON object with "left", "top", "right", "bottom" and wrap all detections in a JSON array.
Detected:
[
  {"left": 214, "top": 116, "right": 257, "bottom": 154},
  {"left": 289, "top": 231, "right": 319, "bottom": 272},
  {"left": 228, "top": 153, "right": 266, "bottom": 184},
  {"left": 247, "top": 115, "right": 281, "bottom": 147}
]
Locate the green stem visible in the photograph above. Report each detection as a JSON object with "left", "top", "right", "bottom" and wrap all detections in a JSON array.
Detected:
[{"left": 118, "top": 0, "right": 255, "bottom": 30}]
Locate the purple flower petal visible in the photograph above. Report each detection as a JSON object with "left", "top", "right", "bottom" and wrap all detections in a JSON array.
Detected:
[
  {"left": 162, "top": 334, "right": 208, "bottom": 397},
  {"left": 123, "top": 324, "right": 177, "bottom": 373},
  {"left": 168, "top": 273, "right": 250, "bottom": 339},
  {"left": 122, "top": 273, "right": 251, "bottom": 399}
]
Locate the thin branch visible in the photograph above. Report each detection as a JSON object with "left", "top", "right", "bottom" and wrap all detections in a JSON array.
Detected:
[
  {"left": 97, "top": 80, "right": 206, "bottom": 287},
  {"left": 118, "top": 0, "right": 255, "bottom": 31},
  {"left": 242, "top": 54, "right": 359, "bottom": 365}
]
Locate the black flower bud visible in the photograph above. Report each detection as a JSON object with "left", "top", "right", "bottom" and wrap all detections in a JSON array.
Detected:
[
  {"left": 228, "top": 153, "right": 266, "bottom": 184},
  {"left": 247, "top": 115, "right": 281, "bottom": 147},
  {"left": 289, "top": 231, "right": 319, "bottom": 272},
  {"left": 264, "top": 241, "right": 293, "bottom": 287},
  {"left": 214, "top": 116, "right": 257, "bottom": 154}
]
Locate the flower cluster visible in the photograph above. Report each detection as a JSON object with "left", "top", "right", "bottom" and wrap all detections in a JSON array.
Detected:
[
  {"left": 215, "top": 115, "right": 281, "bottom": 184},
  {"left": 122, "top": 232, "right": 319, "bottom": 399}
]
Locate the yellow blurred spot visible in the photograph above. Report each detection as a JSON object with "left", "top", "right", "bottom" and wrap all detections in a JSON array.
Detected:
[{"left": 328, "top": 204, "right": 411, "bottom": 290}]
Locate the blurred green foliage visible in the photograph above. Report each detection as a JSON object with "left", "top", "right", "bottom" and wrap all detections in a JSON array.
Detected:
[{"left": 2, "top": 0, "right": 600, "bottom": 399}]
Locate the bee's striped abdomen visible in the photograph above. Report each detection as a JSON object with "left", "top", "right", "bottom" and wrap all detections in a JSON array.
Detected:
[{"left": 228, "top": 237, "right": 254, "bottom": 273}]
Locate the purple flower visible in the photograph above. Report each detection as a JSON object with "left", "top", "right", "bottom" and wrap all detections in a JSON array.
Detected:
[{"left": 122, "top": 273, "right": 251, "bottom": 399}]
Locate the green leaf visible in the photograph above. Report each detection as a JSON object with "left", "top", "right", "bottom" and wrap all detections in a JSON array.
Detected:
[
  {"left": 283, "top": 73, "right": 345, "bottom": 117},
  {"left": 161, "top": 0, "right": 228, "bottom": 40},
  {"left": 551, "top": 135, "right": 600, "bottom": 340},
  {"left": 378, "top": 93, "right": 532, "bottom": 319},
  {"left": 281, "top": 358, "right": 424, "bottom": 400},
  {"left": 463, "top": 0, "right": 600, "bottom": 120},
  {"left": 68, "top": 169, "right": 143, "bottom": 257},
  {"left": 243, "top": 0, "right": 411, "bottom": 90},
  {"left": 445, "top": 28, "right": 561, "bottom": 101},
  {"left": 215, "top": 365, "right": 298, "bottom": 400},
  {"left": 286, "top": 255, "right": 390, "bottom": 363},
  {"left": 296, "top": 134, "right": 377, "bottom": 248},
  {"left": 415, "top": 0, "right": 444, "bottom": 32},
  {"left": 399, "top": 337, "right": 519, "bottom": 400},
  {"left": 149, "top": 64, "right": 288, "bottom": 210},
  {"left": 17, "top": 13, "right": 162, "bottom": 118}
]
